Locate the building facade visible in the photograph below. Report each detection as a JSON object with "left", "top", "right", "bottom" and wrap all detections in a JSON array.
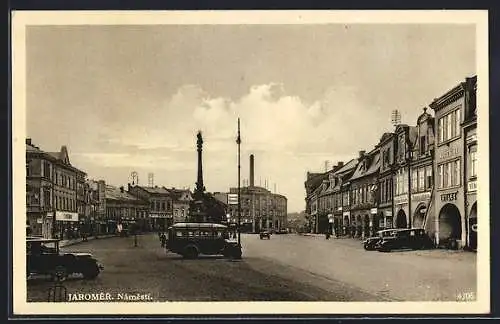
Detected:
[
  {"left": 26, "top": 139, "right": 87, "bottom": 239},
  {"left": 105, "top": 185, "right": 149, "bottom": 234},
  {"left": 409, "top": 108, "right": 436, "bottom": 233},
  {"left": 227, "top": 186, "right": 287, "bottom": 233},
  {"left": 169, "top": 188, "right": 193, "bottom": 224},
  {"left": 429, "top": 76, "right": 476, "bottom": 249},
  {"left": 393, "top": 124, "right": 418, "bottom": 229},
  {"left": 128, "top": 185, "right": 173, "bottom": 230},
  {"left": 331, "top": 160, "right": 358, "bottom": 236},
  {"left": 348, "top": 149, "right": 380, "bottom": 239},
  {"left": 376, "top": 132, "right": 397, "bottom": 230},
  {"left": 463, "top": 77, "right": 477, "bottom": 251}
]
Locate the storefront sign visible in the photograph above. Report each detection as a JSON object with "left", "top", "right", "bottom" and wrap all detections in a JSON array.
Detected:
[
  {"left": 337, "top": 207, "right": 342, "bottom": 211},
  {"left": 394, "top": 195, "right": 408, "bottom": 205},
  {"left": 55, "top": 211, "right": 79, "bottom": 222},
  {"left": 468, "top": 181, "right": 477, "bottom": 192},
  {"left": 439, "top": 146, "right": 460, "bottom": 160},
  {"left": 384, "top": 210, "right": 392, "bottom": 217},
  {"left": 370, "top": 208, "right": 377, "bottom": 215},
  {"left": 46, "top": 212, "right": 54, "bottom": 218},
  {"left": 411, "top": 191, "right": 431, "bottom": 202},
  {"left": 36, "top": 218, "right": 43, "bottom": 224},
  {"left": 440, "top": 192, "right": 458, "bottom": 202},
  {"left": 149, "top": 213, "right": 172, "bottom": 218}
]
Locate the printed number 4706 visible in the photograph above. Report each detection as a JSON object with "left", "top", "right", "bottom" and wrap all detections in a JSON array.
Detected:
[{"left": 456, "top": 292, "right": 476, "bottom": 302}]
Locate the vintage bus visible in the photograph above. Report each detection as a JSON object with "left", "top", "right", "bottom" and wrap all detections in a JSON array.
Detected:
[{"left": 165, "top": 222, "right": 242, "bottom": 259}]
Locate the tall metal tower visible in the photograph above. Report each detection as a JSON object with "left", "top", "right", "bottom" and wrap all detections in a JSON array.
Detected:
[
  {"left": 148, "top": 173, "right": 154, "bottom": 187},
  {"left": 130, "top": 171, "right": 139, "bottom": 186},
  {"left": 391, "top": 109, "right": 402, "bottom": 127}
]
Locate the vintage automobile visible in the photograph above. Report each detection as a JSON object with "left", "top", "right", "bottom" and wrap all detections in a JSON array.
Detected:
[
  {"left": 363, "top": 229, "right": 398, "bottom": 251},
  {"left": 376, "top": 228, "right": 434, "bottom": 252},
  {"left": 259, "top": 230, "right": 271, "bottom": 240},
  {"left": 165, "top": 223, "right": 242, "bottom": 259},
  {"left": 26, "top": 237, "right": 104, "bottom": 281}
]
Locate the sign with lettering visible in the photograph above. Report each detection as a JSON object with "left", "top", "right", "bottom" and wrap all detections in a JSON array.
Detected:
[
  {"left": 411, "top": 191, "right": 431, "bottom": 202},
  {"left": 384, "top": 210, "right": 392, "bottom": 217},
  {"left": 55, "top": 211, "right": 79, "bottom": 222},
  {"left": 46, "top": 212, "right": 54, "bottom": 218},
  {"left": 468, "top": 181, "right": 477, "bottom": 192},
  {"left": 370, "top": 208, "right": 377, "bottom": 215},
  {"left": 440, "top": 192, "right": 458, "bottom": 202},
  {"left": 394, "top": 195, "right": 408, "bottom": 205},
  {"left": 439, "top": 146, "right": 460, "bottom": 160}
]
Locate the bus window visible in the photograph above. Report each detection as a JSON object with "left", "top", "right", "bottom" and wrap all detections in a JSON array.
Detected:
[{"left": 175, "top": 230, "right": 183, "bottom": 237}]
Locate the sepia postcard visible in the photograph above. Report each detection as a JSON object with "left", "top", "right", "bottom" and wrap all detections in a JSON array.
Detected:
[{"left": 11, "top": 10, "right": 489, "bottom": 316}]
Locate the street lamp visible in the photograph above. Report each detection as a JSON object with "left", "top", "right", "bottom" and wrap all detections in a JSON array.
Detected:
[{"left": 236, "top": 118, "right": 242, "bottom": 246}]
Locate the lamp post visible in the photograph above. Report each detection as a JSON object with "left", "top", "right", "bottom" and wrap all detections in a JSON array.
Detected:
[{"left": 236, "top": 118, "right": 242, "bottom": 246}]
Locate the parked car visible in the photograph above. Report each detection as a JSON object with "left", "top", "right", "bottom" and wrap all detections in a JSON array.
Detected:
[
  {"left": 376, "top": 228, "right": 434, "bottom": 252},
  {"left": 363, "top": 229, "right": 398, "bottom": 251},
  {"left": 26, "top": 238, "right": 104, "bottom": 281},
  {"left": 165, "top": 222, "right": 242, "bottom": 259},
  {"left": 259, "top": 230, "right": 271, "bottom": 240}
]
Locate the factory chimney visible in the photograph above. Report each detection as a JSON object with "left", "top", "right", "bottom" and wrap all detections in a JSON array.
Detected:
[{"left": 250, "top": 154, "right": 255, "bottom": 187}]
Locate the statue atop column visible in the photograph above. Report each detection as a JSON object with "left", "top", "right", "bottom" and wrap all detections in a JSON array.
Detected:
[
  {"left": 188, "top": 131, "right": 226, "bottom": 224},
  {"left": 195, "top": 131, "right": 206, "bottom": 198}
]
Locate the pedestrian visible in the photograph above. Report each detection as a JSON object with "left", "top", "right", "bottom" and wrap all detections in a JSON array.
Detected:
[{"left": 160, "top": 232, "right": 166, "bottom": 248}]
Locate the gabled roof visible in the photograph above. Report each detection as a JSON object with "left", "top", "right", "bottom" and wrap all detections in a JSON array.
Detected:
[
  {"left": 350, "top": 151, "right": 380, "bottom": 181},
  {"left": 333, "top": 158, "right": 359, "bottom": 176},
  {"left": 137, "top": 186, "right": 170, "bottom": 195},
  {"left": 106, "top": 185, "right": 146, "bottom": 202}
]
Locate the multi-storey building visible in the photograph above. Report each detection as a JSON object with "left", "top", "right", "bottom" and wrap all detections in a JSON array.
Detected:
[
  {"left": 330, "top": 160, "right": 358, "bottom": 236},
  {"left": 128, "top": 185, "right": 173, "bottom": 230},
  {"left": 26, "top": 139, "right": 87, "bottom": 239},
  {"left": 104, "top": 185, "right": 149, "bottom": 234},
  {"left": 393, "top": 124, "right": 418, "bottom": 229},
  {"left": 227, "top": 186, "right": 287, "bottom": 233},
  {"left": 429, "top": 76, "right": 476, "bottom": 249},
  {"left": 376, "top": 132, "right": 397, "bottom": 230},
  {"left": 409, "top": 108, "right": 436, "bottom": 232},
  {"left": 463, "top": 77, "right": 478, "bottom": 251},
  {"left": 304, "top": 171, "right": 327, "bottom": 233},
  {"left": 348, "top": 149, "right": 380, "bottom": 239},
  {"left": 168, "top": 188, "right": 193, "bottom": 224}
]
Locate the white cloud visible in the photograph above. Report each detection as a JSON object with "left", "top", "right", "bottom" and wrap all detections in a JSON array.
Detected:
[{"left": 76, "top": 83, "right": 390, "bottom": 212}]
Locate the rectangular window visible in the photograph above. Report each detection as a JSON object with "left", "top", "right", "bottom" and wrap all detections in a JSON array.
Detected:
[
  {"left": 438, "top": 118, "right": 443, "bottom": 143},
  {"left": 470, "top": 146, "right": 477, "bottom": 178},
  {"left": 418, "top": 168, "right": 425, "bottom": 191},
  {"left": 438, "top": 165, "right": 444, "bottom": 188},
  {"left": 454, "top": 160, "right": 461, "bottom": 186},
  {"left": 446, "top": 114, "right": 452, "bottom": 141},
  {"left": 450, "top": 110, "right": 456, "bottom": 138},
  {"left": 455, "top": 108, "right": 461, "bottom": 137},
  {"left": 161, "top": 202, "right": 165, "bottom": 211},
  {"left": 426, "top": 165, "right": 433, "bottom": 189},
  {"left": 411, "top": 170, "right": 418, "bottom": 192}
]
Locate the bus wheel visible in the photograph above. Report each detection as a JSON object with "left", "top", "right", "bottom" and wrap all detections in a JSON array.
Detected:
[{"left": 183, "top": 246, "right": 199, "bottom": 259}]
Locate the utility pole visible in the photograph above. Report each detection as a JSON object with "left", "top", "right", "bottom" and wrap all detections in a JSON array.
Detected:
[{"left": 237, "top": 118, "right": 242, "bottom": 246}]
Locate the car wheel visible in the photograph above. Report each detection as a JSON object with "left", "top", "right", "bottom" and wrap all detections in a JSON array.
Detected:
[
  {"left": 51, "top": 266, "right": 68, "bottom": 282},
  {"left": 183, "top": 246, "right": 199, "bottom": 259},
  {"left": 82, "top": 264, "right": 100, "bottom": 280}
]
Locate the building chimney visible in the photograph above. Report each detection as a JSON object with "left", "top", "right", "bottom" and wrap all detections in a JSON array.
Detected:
[
  {"left": 359, "top": 150, "right": 366, "bottom": 158},
  {"left": 250, "top": 154, "right": 255, "bottom": 187},
  {"left": 26, "top": 138, "right": 32, "bottom": 145}
]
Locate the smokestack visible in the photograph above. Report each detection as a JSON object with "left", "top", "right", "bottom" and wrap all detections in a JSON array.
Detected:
[{"left": 250, "top": 154, "right": 255, "bottom": 187}]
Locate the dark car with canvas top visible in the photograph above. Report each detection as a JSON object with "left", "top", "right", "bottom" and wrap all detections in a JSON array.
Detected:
[
  {"left": 26, "top": 237, "right": 103, "bottom": 281},
  {"left": 363, "top": 229, "right": 398, "bottom": 251},
  {"left": 376, "top": 228, "right": 434, "bottom": 252}
]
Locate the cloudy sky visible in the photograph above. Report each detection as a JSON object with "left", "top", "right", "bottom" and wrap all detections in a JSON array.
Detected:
[{"left": 25, "top": 23, "right": 475, "bottom": 212}]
